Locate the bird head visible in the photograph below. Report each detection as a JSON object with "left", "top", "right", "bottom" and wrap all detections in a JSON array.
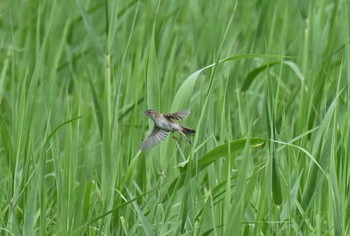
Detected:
[{"left": 144, "top": 109, "right": 158, "bottom": 119}]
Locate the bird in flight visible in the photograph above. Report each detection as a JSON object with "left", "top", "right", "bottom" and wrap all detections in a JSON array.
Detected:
[{"left": 140, "top": 109, "right": 196, "bottom": 150}]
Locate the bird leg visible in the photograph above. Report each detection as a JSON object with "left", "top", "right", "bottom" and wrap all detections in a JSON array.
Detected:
[
  {"left": 179, "top": 131, "right": 193, "bottom": 146},
  {"left": 172, "top": 135, "right": 180, "bottom": 142}
]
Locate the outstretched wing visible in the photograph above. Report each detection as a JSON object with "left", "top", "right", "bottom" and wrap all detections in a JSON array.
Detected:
[
  {"left": 164, "top": 109, "right": 191, "bottom": 120},
  {"left": 140, "top": 126, "right": 169, "bottom": 150}
]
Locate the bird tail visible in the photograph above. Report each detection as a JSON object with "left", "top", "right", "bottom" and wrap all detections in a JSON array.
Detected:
[{"left": 181, "top": 126, "right": 196, "bottom": 135}]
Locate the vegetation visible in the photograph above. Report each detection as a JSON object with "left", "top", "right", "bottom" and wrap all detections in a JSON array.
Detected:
[{"left": 0, "top": 0, "right": 349, "bottom": 235}]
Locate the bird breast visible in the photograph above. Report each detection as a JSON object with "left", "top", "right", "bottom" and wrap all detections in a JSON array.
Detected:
[{"left": 154, "top": 118, "right": 180, "bottom": 132}]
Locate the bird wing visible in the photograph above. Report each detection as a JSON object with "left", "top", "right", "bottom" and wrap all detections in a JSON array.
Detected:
[
  {"left": 164, "top": 109, "right": 191, "bottom": 120},
  {"left": 140, "top": 126, "right": 169, "bottom": 150}
]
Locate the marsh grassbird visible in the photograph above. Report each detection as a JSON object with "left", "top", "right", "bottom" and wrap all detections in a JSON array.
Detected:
[{"left": 140, "top": 109, "right": 196, "bottom": 150}]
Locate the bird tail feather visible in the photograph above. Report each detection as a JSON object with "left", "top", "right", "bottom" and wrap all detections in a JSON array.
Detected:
[{"left": 181, "top": 126, "right": 196, "bottom": 135}]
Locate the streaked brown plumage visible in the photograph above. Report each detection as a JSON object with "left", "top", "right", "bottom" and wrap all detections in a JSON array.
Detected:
[{"left": 140, "top": 109, "right": 195, "bottom": 150}]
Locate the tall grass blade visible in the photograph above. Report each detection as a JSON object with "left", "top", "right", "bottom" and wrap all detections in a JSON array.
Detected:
[{"left": 88, "top": 77, "right": 103, "bottom": 137}]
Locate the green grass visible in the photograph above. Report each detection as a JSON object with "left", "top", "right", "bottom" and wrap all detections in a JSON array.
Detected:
[{"left": 0, "top": 0, "right": 349, "bottom": 235}]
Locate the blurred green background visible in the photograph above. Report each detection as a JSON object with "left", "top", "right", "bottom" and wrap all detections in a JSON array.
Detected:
[{"left": 0, "top": 0, "right": 349, "bottom": 235}]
